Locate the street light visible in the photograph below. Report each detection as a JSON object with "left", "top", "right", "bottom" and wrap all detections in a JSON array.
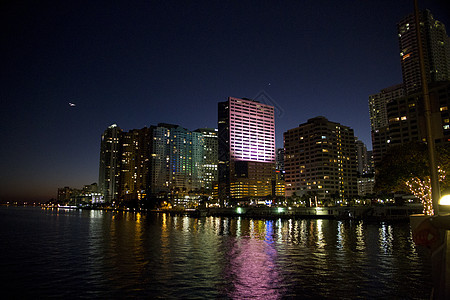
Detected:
[
  {"left": 439, "top": 194, "right": 450, "bottom": 213},
  {"left": 440, "top": 195, "right": 450, "bottom": 206}
]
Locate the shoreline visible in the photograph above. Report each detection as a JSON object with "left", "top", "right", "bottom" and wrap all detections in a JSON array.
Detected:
[{"left": 3, "top": 204, "right": 424, "bottom": 222}]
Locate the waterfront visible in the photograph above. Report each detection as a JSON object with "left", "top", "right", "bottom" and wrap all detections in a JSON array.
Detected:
[{"left": 0, "top": 206, "right": 433, "bottom": 299}]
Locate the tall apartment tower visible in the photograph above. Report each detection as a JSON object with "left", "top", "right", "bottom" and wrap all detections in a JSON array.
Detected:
[
  {"left": 369, "top": 84, "right": 404, "bottom": 166},
  {"left": 274, "top": 148, "right": 286, "bottom": 197},
  {"left": 370, "top": 81, "right": 450, "bottom": 168},
  {"left": 398, "top": 9, "right": 450, "bottom": 95},
  {"left": 284, "top": 117, "right": 357, "bottom": 202},
  {"left": 386, "top": 81, "right": 450, "bottom": 147},
  {"left": 150, "top": 124, "right": 204, "bottom": 194},
  {"left": 355, "top": 139, "right": 374, "bottom": 197},
  {"left": 276, "top": 148, "right": 285, "bottom": 173},
  {"left": 370, "top": 10, "right": 450, "bottom": 167},
  {"left": 369, "top": 84, "right": 405, "bottom": 131},
  {"left": 218, "top": 97, "right": 275, "bottom": 203},
  {"left": 194, "top": 128, "right": 218, "bottom": 191},
  {"left": 355, "top": 139, "right": 370, "bottom": 176},
  {"left": 119, "top": 127, "right": 152, "bottom": 201},
  {"left": 98, "top": 124, "right": 122, "bottom": 203}
]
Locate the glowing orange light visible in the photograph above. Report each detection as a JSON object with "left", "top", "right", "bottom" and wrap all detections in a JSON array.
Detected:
[{"left": 405, "top": 167, "right": 446, "bottom": 215}]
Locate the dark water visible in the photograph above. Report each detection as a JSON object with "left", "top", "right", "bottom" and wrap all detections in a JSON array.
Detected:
[{"left": 0, "top": 206, "right": 433, "bottom": 299}]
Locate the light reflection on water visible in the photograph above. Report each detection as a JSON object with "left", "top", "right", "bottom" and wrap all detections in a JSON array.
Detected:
[{"left": 0, "top": 206, "right": 433, "bottom": 299}]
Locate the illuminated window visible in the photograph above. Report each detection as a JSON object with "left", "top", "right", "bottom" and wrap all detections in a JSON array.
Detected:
[{"left": 440, "top": 106, "right": 448, "bottom": 111}]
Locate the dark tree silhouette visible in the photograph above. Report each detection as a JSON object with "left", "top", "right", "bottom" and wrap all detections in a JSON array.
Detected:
[{"left": 375, "top": 142, "right": 450, "bottom": 194}]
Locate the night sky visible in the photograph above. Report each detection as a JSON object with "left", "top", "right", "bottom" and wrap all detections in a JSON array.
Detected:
[{"left": 1, "top": 0, "right": 449, "bottom": 202}]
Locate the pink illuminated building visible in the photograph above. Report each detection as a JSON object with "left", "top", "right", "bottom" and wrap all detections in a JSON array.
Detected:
[{"left": 218, "top": 97, "right": 275, "bottom": 203}]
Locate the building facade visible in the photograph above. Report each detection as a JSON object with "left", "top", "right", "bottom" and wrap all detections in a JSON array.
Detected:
[
  {"left": 369, "top": 84, "right": 404, "bottom": 167},
  {"left": 98, "top": 124, "right": 122, "bottom": 203},
  {"left": 370, "top": 10, "right": 450, "bottom": 168},
  {"left": 398, "top": 9, "right": 450, "bottom": 95},
  {"left": 276, "top": 148, "right": 285, "bottom": 174},
  {"left": 119, "top": 127, "right": 152, "bottom": 202},
  {"left": 355, "top": 139, "right": 374, "bottom": 196},
  {"left": 218, "top": 97, "right": 275, "bottom": 203},
  {"left": 273, "top": 148, "right": 286, "bottom": 197},
  {"left": 357, "top": 176, "right": 375, "bottom": 197},
  {"left": 194, "top": 128, "right": 218, "bottom": 191},
  {"left": 57, "top": 186, "right": 72, "bottom": 203},
  {"left": 150, "top": 123, "right": 204, "bottom": 195},
  {"left": 369, "top": 84, "right": 404, "bottom": 131},
  {"left": 355, "top": 139, "right": 371, "bottom": 176},
  {"left": 387, "top": 81, "right": 450, "bottom": 147},
  {"left": 284, "top": 117, "right": 358, "bottom": 203}
]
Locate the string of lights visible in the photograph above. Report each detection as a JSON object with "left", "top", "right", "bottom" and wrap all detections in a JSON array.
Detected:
[{"left": 405, "top": 167, "right": 446, "bottom": 215}]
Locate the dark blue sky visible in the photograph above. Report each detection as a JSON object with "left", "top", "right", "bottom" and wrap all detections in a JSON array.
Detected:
[{"left": 1, "top": 0, "right": 449, "bottom": 202}]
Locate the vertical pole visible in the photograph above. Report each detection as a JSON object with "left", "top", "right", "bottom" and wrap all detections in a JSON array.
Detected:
[
  {"left": 411, "top": 2, "right": 448, "bottom": 297},
  {"left": 413, "top": 0, "right": 440, "bottom": 215}
]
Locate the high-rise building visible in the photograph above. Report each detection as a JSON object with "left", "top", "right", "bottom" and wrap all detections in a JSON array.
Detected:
[
  {"left": 355, "top": 139, "right": 371, "bottom": 176},
  {"left": 367, "top": 150, "right": 374, "bottom": 173},
  {"left": 370, "top": 10, "right": 450, "bottom": 168},
  {"left": 355, "top": 139, "right": 374, "bottom": 197},
  {"left": 369, "top": 85, "right": 404, "bottom": 167},
  {"left": 370, "top": 81, "right": 450, "bottom": 168},
  {"left": 191, "top": 130, "right": 205, "bottom": 191},
  {"left": 194, "top": 128, "right": 218, "bottom": 191},
  {"left": 98, "top": 123, "right": 213, "bottom": 207},
  {"left": 371, "top": 126, "right": 390, "bottom": 167},
  {"left": 398, "top": 9, "right": 450, "bottom": 95},
  {"left": 150, "top": 123, "right": 204, "bottom": 195},
  {"left": 273, "top": 148, "right": 285, "bottom": 197},
  {"left": 99, "top": 124, "right": 122, "bottom": 203},
  {"left": 276, "top": 148, "right": 285, "bottom": 174},
  {"left": 57, "top": 186, "right": 72, "bottom": 203},
  {"left": 369, "top": 84, "right": 405, "bottom": 131},
  {"left": 386, "top": 81, "right": 450, "bottom": 147},
  {"left": 218, "top": 97, "right": 275, "bottom": 203},
  {"left": 358, "top": 176, "right": 375, "bottom": 197},
  {"left": 119, "top": 127, "right": 152, "bottom": 201},
  {"left": 284, "top": 116, "right": 357, "bottom": 202}
]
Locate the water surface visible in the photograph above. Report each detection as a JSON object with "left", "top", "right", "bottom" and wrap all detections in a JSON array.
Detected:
[{"left": 0, "top": 206, "right": 432, "bottom": 299}]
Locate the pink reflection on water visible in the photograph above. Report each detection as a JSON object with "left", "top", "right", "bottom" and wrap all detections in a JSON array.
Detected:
[{"left": 225, "top": 220, "right": 283, "bottom": 299}]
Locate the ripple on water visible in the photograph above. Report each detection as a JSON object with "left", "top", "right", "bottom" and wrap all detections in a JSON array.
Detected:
[{"left": 0, "top": 207, "right": 434, "bottom": 299}]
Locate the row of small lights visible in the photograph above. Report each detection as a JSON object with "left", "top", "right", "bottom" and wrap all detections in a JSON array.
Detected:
[{"left": 405, "top": 167, "right": 447, "bottom": 215}]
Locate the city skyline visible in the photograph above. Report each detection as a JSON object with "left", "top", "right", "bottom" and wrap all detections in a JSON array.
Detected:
[{"left": 2, "top": 1, "right": 449, "bottom": 202}]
